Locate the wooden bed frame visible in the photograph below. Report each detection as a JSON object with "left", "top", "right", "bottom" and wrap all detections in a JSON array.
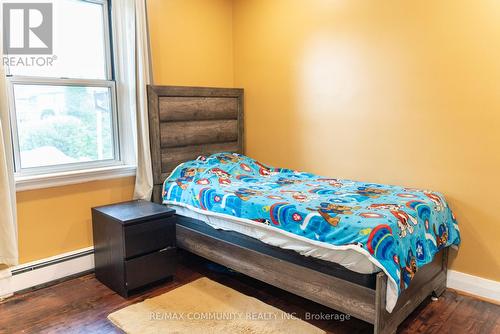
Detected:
[{"left": 147, "top": 85, "right": 448, "bottom": 334}]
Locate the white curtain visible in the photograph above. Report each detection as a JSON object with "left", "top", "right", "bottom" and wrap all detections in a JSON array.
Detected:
[
  {"left": 112, "top": 0, "right": 153, "bottom": 200},
  {"left": 0, "top": 35, "right": 19, "bottom": 294},
  {"left": 0, "top": 72, "right": 17, "bottom": 267}
]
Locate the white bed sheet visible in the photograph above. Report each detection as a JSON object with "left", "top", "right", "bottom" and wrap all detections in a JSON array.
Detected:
[
  {"left": 168, "top": 202, "right": 403, "bottom": 313},
  {"left": 169, "top": 203, "right": 380, "bottom": 275}
]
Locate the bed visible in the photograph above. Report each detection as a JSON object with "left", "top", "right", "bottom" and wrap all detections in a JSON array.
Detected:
[{"left": 147, "top": 85, "right": 459, "bottom": 334}]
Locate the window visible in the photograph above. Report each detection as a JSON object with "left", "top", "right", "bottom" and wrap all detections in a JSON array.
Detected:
[{"left": 5, "top": 0, "right": 130, "bottom": 182}]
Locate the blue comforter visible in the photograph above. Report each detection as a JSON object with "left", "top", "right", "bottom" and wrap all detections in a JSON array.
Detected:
[{"left": 163, "top": 153, "right": 460, "bottom": 305}]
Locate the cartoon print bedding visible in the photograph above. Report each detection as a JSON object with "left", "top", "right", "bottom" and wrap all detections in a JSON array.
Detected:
[{"left": 162, "top": 153, "right": 460, "bottom": 312}]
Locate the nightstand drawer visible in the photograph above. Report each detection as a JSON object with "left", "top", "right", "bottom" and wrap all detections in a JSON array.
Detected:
[
  {"left": 124, "top": 217, "right": 175, "bottom": 259},
  {"left": 125, "top": 248, "right": 176, "bottom": 291}
]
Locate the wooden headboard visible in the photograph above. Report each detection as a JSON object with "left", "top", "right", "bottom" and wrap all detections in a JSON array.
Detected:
[{"left": 147, "top": 85, "right": 244, "bottom": 203}]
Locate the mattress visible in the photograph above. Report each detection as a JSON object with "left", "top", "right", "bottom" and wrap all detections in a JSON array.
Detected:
[
  {"left": 170, "top": 203, "right": 380, "bottom": 274},
  {"left": 163, "top": 152, "right": 461, "bottom": 312},
  {"left": 175, "top": 212, "right": 378, "bottom": 289}
]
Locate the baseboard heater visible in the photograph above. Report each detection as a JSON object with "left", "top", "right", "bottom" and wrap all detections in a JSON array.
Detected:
[
  {"left": 12, "top": 248, "right": 94, "bottom": 276},
  {"left": 2, "top": 247, "right": 95, "bottom": 297},
  {"left": 3, "top": 247, "right": 499, "bottom": 305}
]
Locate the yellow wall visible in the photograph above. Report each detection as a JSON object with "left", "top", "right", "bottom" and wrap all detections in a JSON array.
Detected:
[
  {"left": 16, "top": 0, "right": 235, "bottom": 264},
  {"left": 147, "top": 0, "right": 234, "bottom": 87},
  {"left": 233, "top": 0, "right": 500, "bottom": 281},
  {"left": 17, "top": 178, "right": 135, "bottom": 263},
  {"left": 17, "top": 0, "right": 499, "bottom": 282}
]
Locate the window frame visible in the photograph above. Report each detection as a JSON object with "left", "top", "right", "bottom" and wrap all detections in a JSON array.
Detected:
[
  {"left": 8, "top": 77, "right": 121, "bottom": 176},
  {"left": 5, "top": 0, "right": 131, "bottom": 182}
]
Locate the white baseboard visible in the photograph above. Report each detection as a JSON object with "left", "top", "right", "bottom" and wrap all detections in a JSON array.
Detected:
[
  {"left": 447, "top": 270, "right": 500, "bottom": 303},
  {"left": 1, "top": 248, "right": 499, "bottom": 305},
  {"left": 0, "top": 247, "right": 94, "bottom": 298}
]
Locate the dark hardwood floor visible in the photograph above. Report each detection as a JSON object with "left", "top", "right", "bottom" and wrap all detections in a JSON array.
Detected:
[{"left": 0, "top": 252, "right": 498, "bottom": 334}]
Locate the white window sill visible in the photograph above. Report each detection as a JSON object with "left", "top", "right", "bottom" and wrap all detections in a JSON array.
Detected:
[{"left": 15, "top": 164, "right": 136, "bottom": 192}]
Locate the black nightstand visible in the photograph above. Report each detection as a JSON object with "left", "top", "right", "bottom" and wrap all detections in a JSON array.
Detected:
[{"left": 91, "top": 200, "right": 176, "bottom": 297}]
